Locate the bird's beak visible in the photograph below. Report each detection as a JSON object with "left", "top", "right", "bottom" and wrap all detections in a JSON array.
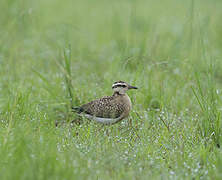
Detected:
[{"left": 128, "top": 85, "right": 138, "bottom": 90}]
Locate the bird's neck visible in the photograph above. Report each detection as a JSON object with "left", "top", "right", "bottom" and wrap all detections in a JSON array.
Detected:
[
  {"left": 113, "top": 91, "right": 126, "bottom": 96},
  {"left": 113, "top": 92, "right": 132, "bottom": 110}
]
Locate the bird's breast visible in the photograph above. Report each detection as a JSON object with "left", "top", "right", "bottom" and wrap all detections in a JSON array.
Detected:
[
  {"left": 123, "top": 94, "right": 132, "bottom": 110},
  {"left": 117, "top": 94, "right": 132, "bottom": 118}
]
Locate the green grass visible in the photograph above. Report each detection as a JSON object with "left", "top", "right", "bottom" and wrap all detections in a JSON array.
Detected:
[{"left": 1, "top": 0, "right": 222, "bottom": 179}]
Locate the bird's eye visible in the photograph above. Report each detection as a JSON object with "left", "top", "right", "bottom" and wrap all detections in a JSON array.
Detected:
[{"left": 122, "top": 85, "right": 127, "bottom": 88}]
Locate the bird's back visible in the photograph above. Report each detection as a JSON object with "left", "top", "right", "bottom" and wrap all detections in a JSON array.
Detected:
[{"left": 76, "top": 93, "right": 132, "bottom": 119}]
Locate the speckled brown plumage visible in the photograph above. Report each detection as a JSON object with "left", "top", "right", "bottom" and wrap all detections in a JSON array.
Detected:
[
  {"left": 72, "top": 81, "right": 137, "bottom": 124},
  {"left": 79, "top": 92, "right": 131, "bottom": 119}
]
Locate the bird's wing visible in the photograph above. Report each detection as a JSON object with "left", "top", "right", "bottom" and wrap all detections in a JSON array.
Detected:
[{"left": 80, "top": 96, "right": 125, "bottom": 118}]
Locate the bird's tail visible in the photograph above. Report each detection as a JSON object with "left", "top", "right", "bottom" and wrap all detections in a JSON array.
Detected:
[{"left": 72, "top": 107, "right": 83, "bottom": 114}]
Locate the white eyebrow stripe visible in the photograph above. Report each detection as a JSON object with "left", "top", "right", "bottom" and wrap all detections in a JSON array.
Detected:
[{"left": 112, "top": 83, "right": 126, "bottom": 88}]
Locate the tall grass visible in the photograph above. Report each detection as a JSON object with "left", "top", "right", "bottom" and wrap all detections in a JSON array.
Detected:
[
  {"left": 192, "top": 67, "right": 221, "bottom": 148},
  {"left": 0, "top": 0, "right": 222, "bottom": 179}
]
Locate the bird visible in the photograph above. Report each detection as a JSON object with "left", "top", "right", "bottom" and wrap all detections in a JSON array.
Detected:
[{"left": 72, "top": 81, "right": 138, "bottom": 125}]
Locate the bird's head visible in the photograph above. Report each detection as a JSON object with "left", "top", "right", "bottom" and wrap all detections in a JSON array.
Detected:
[{"left": 112, "top": 81, "right": 138, "bottom": 95}]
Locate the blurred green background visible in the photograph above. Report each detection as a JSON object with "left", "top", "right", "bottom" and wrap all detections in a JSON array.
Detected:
[{"left": 0, "top": 0, "right": 222, "bottom": 179}]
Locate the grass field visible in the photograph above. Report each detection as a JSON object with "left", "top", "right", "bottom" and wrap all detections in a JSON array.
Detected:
[{"left": 1, "top": 0, "right": 222, "bottom": 179}]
